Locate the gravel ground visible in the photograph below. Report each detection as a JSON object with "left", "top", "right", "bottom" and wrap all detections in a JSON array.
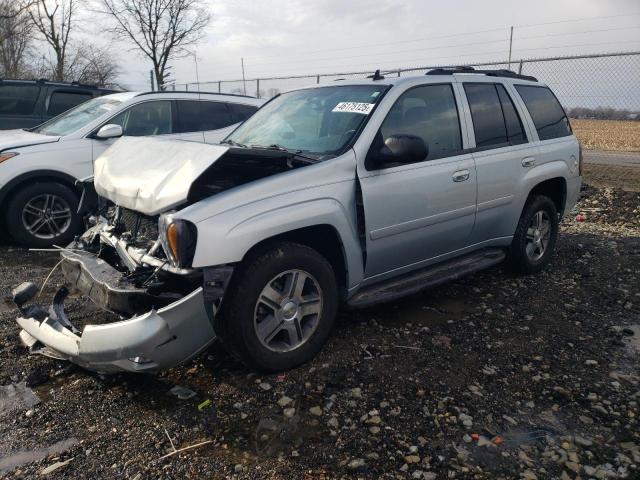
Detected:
[{"left": 0, "top": 183, "right": 639, "bottom": 480}]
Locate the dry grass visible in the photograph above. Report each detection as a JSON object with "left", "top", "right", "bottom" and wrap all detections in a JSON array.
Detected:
[{"left": 570, "top": 119, "right": 640, "bottom": 152}]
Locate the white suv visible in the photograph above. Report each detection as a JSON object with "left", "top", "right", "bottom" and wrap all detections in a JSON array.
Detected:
[{"left": 0, "top": 91, "right": 264, "bottom": 247}]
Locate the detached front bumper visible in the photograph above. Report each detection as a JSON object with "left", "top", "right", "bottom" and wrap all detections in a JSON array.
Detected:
[{"left": 15, "top": 249, "right": 217, "bottom": 373}]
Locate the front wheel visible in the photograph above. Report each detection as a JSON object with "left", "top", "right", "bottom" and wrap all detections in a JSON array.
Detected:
[
  {"left": 216, "top": 242, "right": 339, "bottom": 372},
  {"left": 508, "top": 195, "right": 559, "bottom": 274},
  {"left": 6, "top": 182, "right": 82, "bottom": 248}
]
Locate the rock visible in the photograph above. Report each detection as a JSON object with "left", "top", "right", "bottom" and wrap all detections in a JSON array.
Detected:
[
  {"left": 574, "top": 436, "right": 593, "bottom": 447},
  {"left": 404, "top": 455, "right": 420, "bottom": 464},
  {"left": 25, "top": 409, "right": 34, "bottom": 418},
  {"left": 309, "top": 406, "right": 322, "bottom": 416},
  {"left": 585, "top": 360, "right": 598, "bottom": 366},
  {"left": 168, "top": 385, "right": 196, "bottom": 400},
  {"left": 258, "top": 382, "right": 272, "bottom": 391},
  {"left": 369, "top": 426, "right": 380, "bottom": 434},
  {"left": 347, "top": 458, "right": 366, "bottom": 470},
  {"left": 366, "top": 415, "right": 381, "bottom": 425},
  {"left": 565, "top": 461, "right": 581, "bottom": 473},
  {"left": 350, "top": 387, "right": 362, "bottom": 398},
  {"left": 40, "top": 459, "right": 73, "bottom": 476},
  {"left": 459, "top": 413, "right": 473, "bottom": 428},
  {"left": 327, "top": 417, "right": 339, "bottom": 428},
  {"left": 521, "top": 470, "right": 537, "bottom": 480},
  {"left": 502, "top": 414, "right": 517, "bottom": 425},
  {"left": 277, "top": 395, "right": 293, "bottom": 407},
  {"left": 283, "top": 407, "right": 296, "bottom": 418}
]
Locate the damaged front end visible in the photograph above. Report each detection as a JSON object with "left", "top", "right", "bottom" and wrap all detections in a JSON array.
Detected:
[{"left": 13, "top": 209, "right": 233, "bottom": 373}]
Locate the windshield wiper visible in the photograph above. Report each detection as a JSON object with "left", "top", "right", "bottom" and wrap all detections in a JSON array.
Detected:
[
  {"left": 221, "top": 139, "right": 248, "bottom": 148},
  {"left": 251, "top": 144, "right": 319, "bottom": 164}
]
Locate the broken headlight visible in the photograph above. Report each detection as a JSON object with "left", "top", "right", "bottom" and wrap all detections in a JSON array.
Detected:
[{"left": 159, "top": 215, "right": 198, "bottom": 268}]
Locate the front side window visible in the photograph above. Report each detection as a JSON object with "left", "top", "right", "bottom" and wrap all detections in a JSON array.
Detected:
[
  {"left": 108, "top": 100, "right": 173, "bottom": 136},
  {"left": 32, "top": 96, "right": 122, "bottom": 136},
  {"left": 377, "top": 83, "right": 462, "bottom": 162},
  {"left": 175, "top": 100, "right": 235, "bottom": 133},
  {"left": 226, "top": 85, "right": 388, "bottom": 158},
  {"left": 0, "top": 85, "right": 41, "bottom": 115},
  {"left": 515, "top": 85, "right": 572, "bottom": 140},
  {"left": 47, "top": 91, "right": 93, "bottom": 116},
  {"left": 464, "top": 83, "right": 527, "bottom": 148}
]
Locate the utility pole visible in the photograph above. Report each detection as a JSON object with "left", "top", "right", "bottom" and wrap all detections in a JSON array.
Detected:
[
  {"left": 149, "top": 70, "right": 155, "bottom": 91},
  {"left": 508, "top": 26, "right": 514, "bottom": 70},
  {"left": 192, "top": 51, "right": 201, "bottom": 92},
  {"left": 241, "top": 57, "right": 247, "bottom": 95}
]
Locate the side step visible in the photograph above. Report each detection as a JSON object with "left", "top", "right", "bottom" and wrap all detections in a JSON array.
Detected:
[{"left": 347, "top": 248, "right": 506, "bottom": 309}]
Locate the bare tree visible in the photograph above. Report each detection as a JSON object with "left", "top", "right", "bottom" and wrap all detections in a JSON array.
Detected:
[
  {"left": 0, "top": 1, "right": 35, "bottom": 77},
  {"left": 29, "top": 0, "right": 77, "bottom": 81},
  {"left": 66, "top": 44, "right": 120, "bottom": 86},
  {"left": 0, "top": 1, "right": 37, "bottom": 20},
  {"left": 100, "top": 0, "right": 210, "bottom": 89}
]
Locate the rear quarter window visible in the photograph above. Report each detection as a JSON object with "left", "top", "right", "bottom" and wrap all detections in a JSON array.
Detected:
[
  {"left": 229, "top": 103, "right": 258, "bottom": 123},
  {"left": 515, "top": 85, "right": 572, "bottom": 140},
  {"left": 0, "top": 84, "right": 41, "bottom": 115},
  {"left": 48, "top": 91, "right": 93, "bottom": 116}
]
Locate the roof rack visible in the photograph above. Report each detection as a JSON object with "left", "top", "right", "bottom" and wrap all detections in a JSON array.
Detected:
[
  {"left": 136, "top": 90, "right": 257, "bottom": 99},
  {"left": 426, "top": 66, "right": 537, "bottom": 82}
]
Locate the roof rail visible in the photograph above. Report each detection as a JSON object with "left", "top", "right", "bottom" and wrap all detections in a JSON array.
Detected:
[
  {"left": 426, "top": 66, "right": 537, "bottom": 82},
  {"left": 135, "top": 90, "right": 257, "bottom": 99},
  {"left": 366, "top": 69, "right": 385, "bottom": 81}
]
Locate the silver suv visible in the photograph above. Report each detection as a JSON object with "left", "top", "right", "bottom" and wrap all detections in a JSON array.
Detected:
[{"left": 13, "top": 67, "right": 582, "bottom": 373}]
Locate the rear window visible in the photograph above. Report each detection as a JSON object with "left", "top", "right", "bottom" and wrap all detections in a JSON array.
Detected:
[
  {"left": 47, "top": 91, "right": 93, "bottom": 116},
  {"left": 515, "top": 85, "right": 572, "bottom": 140},
  {"left": 175, "top": 100, "right": 236, "bottom": 133},
  {"left": 0, "top": 84, "right": 41, "bottom": 115}
]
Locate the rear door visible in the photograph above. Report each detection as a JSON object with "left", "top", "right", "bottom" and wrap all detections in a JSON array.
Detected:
[
  {"left": 358, "top": 82, "right": 477, "bottom": 279},
  {"left": 0, "top": 83, "right": 44, "bottom": 129},
  {"left": 460, "top": 80, "right": 533, "bottom": 243}
]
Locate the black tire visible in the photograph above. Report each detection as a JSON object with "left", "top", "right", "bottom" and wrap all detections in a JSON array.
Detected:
[
  {"left": 6, "top": 181, "right": 82, "bottom": 248},
  {"left": 508, "top": 194, "right": 559, "bottom": 274},
  {"left": 216, "top": 242, "right": 339, "bottom": 372}
]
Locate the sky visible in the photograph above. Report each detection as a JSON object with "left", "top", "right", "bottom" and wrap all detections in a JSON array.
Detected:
[{"left": 97, "top": 0, "right": 640, "bottom": 107}]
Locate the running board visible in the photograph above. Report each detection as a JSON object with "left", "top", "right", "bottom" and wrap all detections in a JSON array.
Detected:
[{"left": 347, "top": 248, "right": 506, "bottom": 308}]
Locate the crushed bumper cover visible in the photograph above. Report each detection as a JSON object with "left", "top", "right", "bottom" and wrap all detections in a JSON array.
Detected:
[{"left": 15, "top": 249, "right": 217, "bottom": 373}]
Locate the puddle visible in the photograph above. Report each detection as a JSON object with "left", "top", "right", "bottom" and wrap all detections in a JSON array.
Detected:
[
  {"left": 0, "top": 438, "right": 78, "bottom": 475},
  {"left": 0, "top": 383, "right": 40, "bottom": 413}
]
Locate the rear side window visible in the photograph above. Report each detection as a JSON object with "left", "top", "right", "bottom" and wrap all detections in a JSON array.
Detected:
[
  {"left": 229, "top": 103, "right": 258, "bottom": 123},
  {"left": 378, "top": 83, "right": 462, "bottom": 162},
  {"left": 48, "top": 91, "right": 93, "bottom": 116},
  {"left": 515, "top": 85, "right": 571, "bottom": 140},
  {"left": 496, "top": 85, "right": 526, "bottom": 145},
  {"left": 175, "top": 100, "right": 236, "bottom": 133},
  {"left": 0, "top": 85, "right": 41, "bottom": 115}
]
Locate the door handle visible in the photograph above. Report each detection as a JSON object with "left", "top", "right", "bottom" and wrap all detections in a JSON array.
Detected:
[
  {"left": 522, "top": 157, "right": 536, "bottom": 168},
  {"left": 452, "top": 169, "right": 470, "bottom": 182}
]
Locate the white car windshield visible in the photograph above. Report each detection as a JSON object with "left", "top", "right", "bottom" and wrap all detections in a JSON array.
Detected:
[
  {"left": 225, "top": 85, "right": 388, "bottom": 158},
  {"left": 32, "top": 96, "right": 123, "bottom": 136}
]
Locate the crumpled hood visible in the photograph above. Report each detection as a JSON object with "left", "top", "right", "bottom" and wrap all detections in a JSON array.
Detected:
[
  {"left": 0, "top": 129, "right": 60, "bottom": 151},
  {"left": 94, "top": 137, "right": 229, "bottom": 216}
]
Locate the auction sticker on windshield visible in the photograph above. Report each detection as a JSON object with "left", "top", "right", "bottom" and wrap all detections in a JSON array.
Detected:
[{"left": 332, "top": 102, "right": 375, "bottom": 114}]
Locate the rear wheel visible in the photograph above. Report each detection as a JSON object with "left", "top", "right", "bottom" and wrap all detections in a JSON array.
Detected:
[
  {"left": 6, "top": 182, "right": 82, "bottom": 248},
  {"left": 508, "top": 195, "right": 559, "bottom": 274},
  {"left": 216, "top": 242, "right": 338, "bottom": 372}
]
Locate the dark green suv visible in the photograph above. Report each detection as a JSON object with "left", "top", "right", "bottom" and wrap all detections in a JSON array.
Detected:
[{"left": 0, "top": 79, "right": 117, "bottom": 130}]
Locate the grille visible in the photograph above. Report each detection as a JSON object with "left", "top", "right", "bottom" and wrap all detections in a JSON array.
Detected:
[{"left": 116, "top": 207, "right": 159, "bottom": 246}]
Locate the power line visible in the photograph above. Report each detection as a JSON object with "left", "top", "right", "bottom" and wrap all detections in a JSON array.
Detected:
[
  {"left": 242, "top": 12, "right": 640, "bottom": 61},
  {"left": 246, "top": 25, "right": 640, "bottom": 69}
]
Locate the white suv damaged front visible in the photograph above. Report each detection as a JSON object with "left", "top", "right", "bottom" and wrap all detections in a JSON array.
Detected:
[{"left": 13, "top": 138, "right": 241, "bottom": 372}]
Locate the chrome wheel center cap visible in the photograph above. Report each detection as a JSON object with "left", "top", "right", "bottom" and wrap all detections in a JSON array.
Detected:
[{"left": 282, "top": 301, "right": 298, "bottom": 321}]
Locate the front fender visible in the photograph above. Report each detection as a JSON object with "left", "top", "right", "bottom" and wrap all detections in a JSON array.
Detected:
[{"left": 191, "top": 197, "right": 364, "bottom": 288}]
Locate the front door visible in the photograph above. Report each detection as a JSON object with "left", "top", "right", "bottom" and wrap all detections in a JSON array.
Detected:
[{"left": 358, "top": 83, "right": 477, "bottom": 279}]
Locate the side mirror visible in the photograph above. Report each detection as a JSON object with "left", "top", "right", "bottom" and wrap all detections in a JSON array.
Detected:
[
  {"left": 95, "top": 124, "right": 123, "bottom": 139},
  {"left": 370, "top": 134, "right": 428, "bottom": 168}
]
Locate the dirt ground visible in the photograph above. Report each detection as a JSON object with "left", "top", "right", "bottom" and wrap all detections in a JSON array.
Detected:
[{"left": 1, "top": 171, "right": 639, "bottom": 479}]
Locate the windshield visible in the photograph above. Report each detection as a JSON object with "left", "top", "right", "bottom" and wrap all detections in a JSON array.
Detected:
[
  {"left": 32, "top": 96, "right": 123, "bottom": 136},
  {"left": 226, "top": 84, "right": 388, "bottom": 157}
]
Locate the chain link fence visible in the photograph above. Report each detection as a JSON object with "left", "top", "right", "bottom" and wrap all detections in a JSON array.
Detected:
[{"left": 171, "top": 51, "right": 640, "bottom": 163}]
